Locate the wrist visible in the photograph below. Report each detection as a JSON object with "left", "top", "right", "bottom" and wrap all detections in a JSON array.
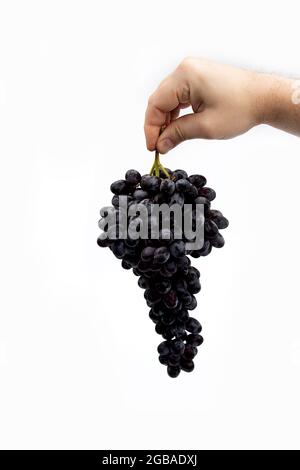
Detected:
[{"left": 252, "top": 72, "right": 293, "bottom": 127}]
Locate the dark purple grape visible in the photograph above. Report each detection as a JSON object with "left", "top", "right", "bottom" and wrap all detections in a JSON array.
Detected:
[
  {"left": 141, "top": 175, "right": 161, "bottom": 193},
  {"left": 211, "top": 233, "right": 225, "bottom": 248},
  {"left": 167, "top": 365, "right": 181, "bottom": 378},
  {"left": 163, "top": 290, "right": 178, "bottom": 309},
  {"left": 177, "top": 256, "right": 191, "bottom": 271},
  {"left": 111, "top": 195, "right": 120, "bottom": 208},
  {"left": 169, "top": 240, "right": 186, "bottom": 258},
  {"left": 138, "top": 276, "right": 149, "bottom": 289},
  {"left": 110, "top": 180, "right": 129, "bottom": 195},
  {"left": 157, "top": 341, "right": 170, "bottom": 356},
  {"left": 185, "top": 295, "right": 197, "bottom": 311},
  {"left": 141, "top": 246, "right": 155, "bottom": 262},
  {"left": 159, "top": 355, "right": 169, "bottom": 365},
  {"left": 199, "top": 187, "right": 216, "bottom": 201},
  {"left": 209, "top": 210, "right": 229, "bottom": 229},
  {"left": 159, "top": 168, "right": 172, "bottom": 179},
  {"left": 188, "top": 174, "right": 207, "bottom": 188},
  {"left": 194, "top": 196, "right": 211, "bottom": 209},
  {"left": 121, "top": 259, "right": 132, "bottom": 270},
  {"left": 186, "top": 334, "right": 203, "bottom": 346},
  {"left": 170, "top": 339, "right": 185, "bottom": 355},
  {"left": 205, "top": 219, "right": 219, "bottom": 236},
  {"left": 161, "top": 312, "right": 176, "bottom": 326},
  {"left": 185, "top": 184, "right": 198, "bottom": 200},
  {"left": 125, "top": 169, "right": 141, "bottom": 186},
  {"left": 176, "top": 309, "right": 189, "bottom": 323},
  {"left": 183, "top": 344, "right": 198, "bottom": 360},
  {"left": 186, "top": 317, "right": 202, "bottom": 334},
  {"left": 175, "top": 179, "right": 191, "bottom": 193},
  {"left": 200, "top": 240, "right": 212, "bottom": 256},
  {"left": 180, "top": 359, "right": 194, "bottom": 373},
  {"left": 145, "top": 289, "right": 161, "bottom": 306},
  {"left": 155, "top": 280, "right": 171, "bottom": 295},
  {"left": 133, "top": 189, "right": 149, "bottom": 201},
  {"left": 111, "top": 240, "right": 126, "bottom": 258},
  {"left": 168, "top": 355, "right": 181, "bottom": 367},
  {"left": 172, "top": 169, "right": 188, "bottom": 181},
  {"left": 169, "top": 192, "right": 184, "bottom": 206},
  {"left": 153, "top": 246, "right": 170, "bottom": 264},
  {"left": 169, "top": 325, "right": 187, "bottom": 340},
  {"left": 160, "top": 179, "right": 175, "bottom": 195},
  {"left": 155, "top": 323, "right": 165, "bottom": 335},
  {"left": 97, "top": 234, "right": 110, "bottom": 247},
  {"left": 188, "top": 280, "right": 201, "bottom": 294},
  {"left": 174, "top": 278, "right": 187, "bottom": 294}
]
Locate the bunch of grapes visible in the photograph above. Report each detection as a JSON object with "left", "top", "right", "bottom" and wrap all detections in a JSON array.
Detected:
[{"left": 97, "top": 167, "right": 228, "bottom": 378}]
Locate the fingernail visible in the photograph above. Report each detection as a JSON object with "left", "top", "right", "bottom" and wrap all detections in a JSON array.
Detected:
[{"left": 158, "top": 138, "right": 174, "bottom": 154}]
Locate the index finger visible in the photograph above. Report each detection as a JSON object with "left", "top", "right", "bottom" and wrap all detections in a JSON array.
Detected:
[{"left": 144, "top": 77, "right": 180, "bottom": 151}]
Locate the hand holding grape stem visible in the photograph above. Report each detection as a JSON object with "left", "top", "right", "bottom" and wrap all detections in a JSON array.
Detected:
[{"left": 144, "top": 57, "right": 300, "bottom": 154}]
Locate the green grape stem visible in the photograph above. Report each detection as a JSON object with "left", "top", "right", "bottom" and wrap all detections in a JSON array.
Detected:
[{"left": 150, "top": 149, "right": 170, "bottom": 178}]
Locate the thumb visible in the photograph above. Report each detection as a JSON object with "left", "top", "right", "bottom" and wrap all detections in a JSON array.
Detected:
[{"left": 157, "top": 112, "right": 213, "bottom": 154}]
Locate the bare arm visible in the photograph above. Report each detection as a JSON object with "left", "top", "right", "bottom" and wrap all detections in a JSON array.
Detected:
[{"left": 144, "top": 57, "right": 300, "bottom": 154}]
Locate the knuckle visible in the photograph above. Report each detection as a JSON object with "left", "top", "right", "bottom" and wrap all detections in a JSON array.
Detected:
[
  {"left": 147, "top": 94, "right": 154, "bottom": 106},
  {"left": 178, "top": 56, "right": 197, "bottom": 73},
  {"left": 173, "top": 124, "right": 185, "bottom": 143},
  {"left": 148, "top": 92, "right": 158, "bottom": 107},
  {"left": 178, "top": 83, "right": 190, "bottom": 103}
]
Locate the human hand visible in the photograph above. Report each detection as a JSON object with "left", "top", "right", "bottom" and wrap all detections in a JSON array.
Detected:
[{"left": 144, "top": 57, "right": 299, "bottom": 154}]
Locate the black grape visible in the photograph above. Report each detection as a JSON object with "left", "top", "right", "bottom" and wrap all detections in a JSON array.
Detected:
[{"left": 97, "top": 166, "right": 229, "bottom": 377}]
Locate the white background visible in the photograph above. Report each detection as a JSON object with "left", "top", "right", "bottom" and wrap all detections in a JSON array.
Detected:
[{"left": 0, "top": 0, "right": 300, "bottom": 450}]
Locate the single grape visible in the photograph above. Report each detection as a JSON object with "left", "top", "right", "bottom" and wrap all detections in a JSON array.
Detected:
[
  {"left": 186, "top": 334, "right": 203, "bottom": 346},
  {"left": 172, "top": 169, "right": 188, "bottom": 181},
  {"left": 169, "top": 240, "right": 186, "bottom": 258},
  {"left": 186, "top": 317, "right": 202, "bottom": 334},
  {"left": 157, "top": 341, "right": 170, "bottom": 356},
  {"left": 167, "top": 365, "right": 181, "bottom": 378},
  {"left": 160, "top": 179, "right": 175, "bottom": 195},
  {"left": 125, "top": 169, "right": 141, "bottom": 186},
  {"left": 141, "top": 175, "right": 161, "bottom": 193},
  {"left": 121, "top": 259, "right": 132, "bottom": 270},
  {"left": 153, "top": 246, "right": 170, "bottom": 264},
  {"left": 175, "top": 179, "right": 192, "bottom": 193},
  {"left": 110, "top": 180, "right": 129, "bottom": 195},
  {"left": 211, "top": 233, "right": 225, "bottom": 248},
  {"left": 199, "top": 187, "right": 216, "bottom": 201},
  {"left": 168, "top": 355, "right": 181, "bottom": 367},
  {"left": 183, "top": 344, "right": 198, "bottom": 360},
  {"left": 133, "top": 189, "right": 149, "bottom": 201},
  {"left": 180, "top": 359, "right": 195, "bottom": 373},
  {"left": 188, "top": 174, "right": 207, "bottom": 188},
  {"left": 159, "top": 355, "right": 169, "bottom": 366},
  {"left": 170, "top": 339, "right": 185, "bottom": 355},
  {"left": 138, "top": 276, "right": 149, "bottom": 289},
  {"left": 141, "top": 246, "right": 156, "bottom": 262}
]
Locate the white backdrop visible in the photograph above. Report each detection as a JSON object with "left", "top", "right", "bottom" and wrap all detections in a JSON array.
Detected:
[{"left": 0, "top": 0, "right": 300, "bottom": 450}]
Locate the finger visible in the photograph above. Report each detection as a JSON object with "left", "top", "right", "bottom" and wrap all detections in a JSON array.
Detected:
[
  {"left": 157, "top": 111, "right": 213, "bottom": 154},
  {"left": 170, "top": 106, "right": 180, "bottom": 121},
  {"left": 144, "top": 77, "right": 190, "bottom": 151}
]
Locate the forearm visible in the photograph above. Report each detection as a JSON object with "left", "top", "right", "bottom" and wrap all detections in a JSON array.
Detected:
[{"left": 255, "top": 74, "right": 300, "bottom": 136}]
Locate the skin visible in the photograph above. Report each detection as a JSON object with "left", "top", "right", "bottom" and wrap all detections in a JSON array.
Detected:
[{"left": 144, "top": 57, "right": 300, "bottom": 154}]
